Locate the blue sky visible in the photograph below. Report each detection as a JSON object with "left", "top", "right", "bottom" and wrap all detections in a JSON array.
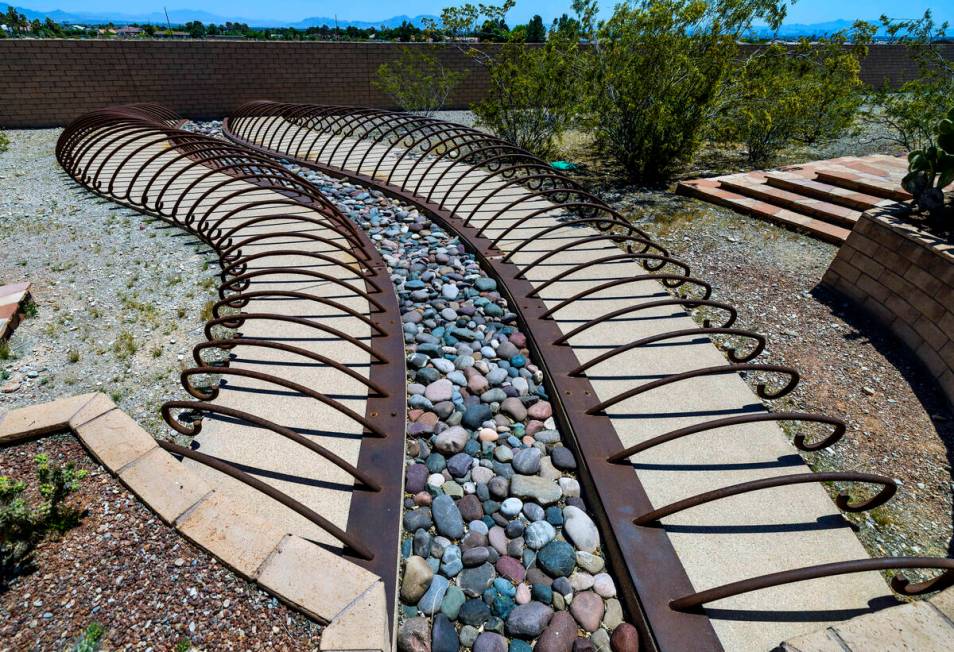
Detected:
[{"left": 13, "top": 0, "right": 954, "bottom": 24}]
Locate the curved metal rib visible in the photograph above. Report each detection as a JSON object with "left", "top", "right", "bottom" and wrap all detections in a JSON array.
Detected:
[
  {"left": 633, "top": 471, "right": 897, "bottom": 526},
  {"left": 669, "top": 557, "right": 954, "bottom": 611}
]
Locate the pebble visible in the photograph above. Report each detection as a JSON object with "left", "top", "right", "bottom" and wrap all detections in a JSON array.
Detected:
[
  {"left": 510, "top": 475, "right": 562, "bottom": 505},
  {"left": 610, "top": 623, "right": 639, "bottom": 652},
  {"left": 398, "top": 616, "right": 430, "bottom": 652},
  {"left": 419, "top": 575, "right": 450, "bottom": 615},
  {"left": 496, "top": 555, "right": 527, "bottom": 583},
  {"left": 401, "top": 556, "right": 433, "bottom": 604},
  {"left": 434, "top": 426, "right": 469, "bottom": 454},
  {"left": 538, "top": 540, "right": 576, "bottom": 577},
  {"left": 563, "top": 506, "right": 600, "bottom": 553},
  {"left": 433, "top": 495, "right": 465, "bottom": 539},
  {"left": 474, "top": 632, "right": 508, "bottom": 652},
  {"left": 525, "top": 521, "right": 556, "bottom": 549},
  {"left": 535, "top": 610, "right": 577, "bottom": 652},
  {"left": 512, "top": 447, "right": 542, "bottom": 474},
  {"left": 432, "top": 613, "right": 459, "bottom": 652},
  {"left": 442, "top": 585, "right": 466, "bottom": 619},
  {"left": 506, "top": 601, "right": 554, "bottom": 639},
  {"left": 569, "top": 591, "right": 605, "bottom": 632},
  {"left": 459, "top": 562, "right": 496, "bottom": 597},
  {"left": 593, "top": 573, "right": 616, "bottom": 598}
]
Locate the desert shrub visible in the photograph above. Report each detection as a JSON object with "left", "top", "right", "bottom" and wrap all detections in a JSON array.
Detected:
[
  {"left": 72, "top": 622, "right": 105, "bottom": 652},
  {"left": 865, "top": 11, "right": 954, "bottom": 152},
  {"left": 374, "top": 46, "right": 468, "bottom": 116},
  {"left": 440, "top": 1, "right": 579, "bottom": 158},
  {"left": 1, "top": 454, "right": 87, "bottom": 586},
  {"left": 715, "top": 29, "right": 870, "bottom": 165},
  {"left": 0, "top": 131, "right": 8, "bottom": 153},
  {"left": 575, "top": 0, "right": 788, "bottom": 184}
]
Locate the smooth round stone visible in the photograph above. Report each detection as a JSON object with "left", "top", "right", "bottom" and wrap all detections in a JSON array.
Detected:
[
  {"left": 434, "top": 426, "right": 469, "bottom": 454},
  {"left": 463, "top": 546, "right": 491, "bottom": 567},
  {"left": 576, "top": 551, "right": 605, "bottom": 574},
  {"left": 425, "top": 378, "right": 454, "bottom": 402},
  {"left": 432, "top": 613, "right": 459, "bottom": 652},
  {"left": 427, "top": 473, "right": 446, "bottom": 490},
  {"left": 523, "top": 502, "right": 545, "bottom": 522},
  {"left": 444, "top": 481, "right": 464, "bottom": 498},
  {"left": 534, "top": 610, "right": 577, "bottom": 652},
  {"left": 559, "top": 477, "right": 581, "bottom": 497},
  {"left": 494, "top": 446, "right": 514, "bottom": 463},
  {"left": 413, "top": 529, "right": 432, "bottom": 557},
  {"left": 401, "top": 556, "right": 433, "bottom": 604},
  {"left": 569, "top": 591, "right": 604, "bottom": 632},
  {"left": 591, "top": 628, "right": 611, "bottom": 652},
  {"left": 524, "top": 521, "right": 556, "bottom": 550},
  {"left": 573, "top": 638, "right": 595, "bottom": 652},
  {"left": 478, "top": 427, "right": 500, "bottom": 443},
  {"left": 512, "top": 447, "right": 542, "bottom": 474},
  {"left": 457, "top": 495, "right": 484, "bottom": 522},
  {"left": 527, "top": 401, "right": 552, "bottom": 420},
  {"left": 550, "top": 446, "right": 577, "bottom": 470},
  {"left": 563, "top": 506, "right": 600, "bottom": 553},
  {"left": 545, "top": 506, "right": 564, "bottom": 526},
  {"left": 500, "top": 497, "right": 523, "bottom": 517},
  {"left": 463, "top": 404, "right": 493, "bottom": 429},
  {"left": 488, "top": 476, "right": 509, "bottom": 500},
  {"left": 473, "top": 632, "right": 508, "bottom": 652},
  {"left": 496, "top": 555, "right": 527, "bottom": 583},
  {"left": 448, "top": 370, "right": 468, "bottom": 386},
  {"left": 459, "top": 562, "right": 496, "bottom": 597},
  {"left": 426, "top": 453, "right": 447, "bottom": 473},
  {"left": 510, "top": 354, "right": 526, "bottom": 367},
  {"left": 472, "top": 465, "right": 495, "bottom": 484},
  {"left": 510, "top": 640, "right": 533, "bottom": 652},
  {"left": 476, "top": 278, "right": 498, "bottom": 292},
  {"left": 469, "top": 519, "right": 489, "bottom": 535},
  {"left": 531, "top": 583, "right": 553, "bottom": 605},
  {"left": 505, "top": 601, "right": 554, "bottom": 639},
  {"left": 418, "top": 574, "right": 450, "bottom": 615},
  {"left": 511, "top": 377, "right": 530, "bottom": 396},
  {"left": 593, "top": 573, "right": 617, "bottom": 598},
  {"left": 481, "top": 388, "right": 507, "bottom": 403},
  {"left": 494, "top": 577, "right": 517, "bottom": 598},
  {"left": 515, "top": 583, "right": 532, "bottom": 605},
  {"left": 499, "top": 397, "right": 528, "bottom": 421},
  {"left": 447, "top": 453, "right": 474, "bottom": 478},
  {"left": 468, "top": 374, "right": 490, "bottom": 394},
  {"left": 570, "top": 572, "right": 595, "bottom": 592},
  {"left": 432, "top": 357, "right": 456, "bottom": 375},
  {"left": 487, "top": 368, "right": 509, "bottom": 385},
  {"left": 552, "top": 577, "right": 572, "bottom": 596},
  {"left": 406, "top": 464, "right": 428, "bottom": 494},
  {"left": 433, "top": 494, "right": 465, "bottom": 539},
  {"left": 510, "top": 474, "right": 562, "bottom": 505},
  {"left": 397, "top": 617, "right": 429, "bottom": 652},
  {"left": 602, "top": 598, "right": 623, "bottom": 630},
  {"left": 404, "top": 508, "right": 433, "bottom": 532},
  {"left": 460, "top": 625, "right": 480, "bottom": 648},
  {"left": 496, "top": 340, "right": 520, "bottom": 359},
  {"left": 539, "top": 541, "right": 576, "bottom": 578},
  {"left": 505, "top": 520, "right": 525, "bottom": 538},
  {"left": 442, "top": 284, "right": 460, "bottom": 300},
  {"left": 610, "top": 623, "right": 639, "bottom": 652},
  {"left": 459, "top": 598, "right": 492, "bottom": 626},
  {"left": 442, "top": 584, "right": 466, "bottom": 620},
  {"left": 488, "top": 526, "right": 508, "bottom": 555},
  {"left": 441, "top": 544, "right": 463, "bottom": 577}
]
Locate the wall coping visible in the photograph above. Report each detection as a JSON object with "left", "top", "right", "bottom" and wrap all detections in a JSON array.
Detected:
[{"left": 864, "top": 206, "right": 954, "bottom": 264}]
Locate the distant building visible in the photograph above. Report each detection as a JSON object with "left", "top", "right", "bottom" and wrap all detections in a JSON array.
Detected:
[{"left": 116, "top": 26, "right": 143, "bottom": 38}]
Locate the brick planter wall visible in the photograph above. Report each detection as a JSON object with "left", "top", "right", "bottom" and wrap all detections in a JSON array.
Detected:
[
  {"left": 822, "top": 208, "right": 954, "bottom": 405},
  {"left": 0, "top": 40, "right": 951, "bottom": 128}
]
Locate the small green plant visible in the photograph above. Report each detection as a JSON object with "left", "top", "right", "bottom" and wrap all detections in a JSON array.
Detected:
[
  {"left": 72, "top": 622, "right": 105, "bottom": 652},
  {"left": 112, "top": 331, "right": 137, "bottom": 360},
  {"left": 175, "top": 637, "right": 192, "bottom": 652},
  {"left": 151, "top": 346, "right": 163, "bottom": 358},
  {"left": 903, "top": 107, "right": 954, "bottom": 219},
  {"left": 67, "top": 349, "right": 80, "bottom": 364},
  {"left": 21, "top": 299, "right": 38, "bottom": 318},
  {"left": 0, "top": 131, "right": 8, "bottom": 153},
  {"left": 0, "top": 340, "right": 10, "bottom": 360},
  {"left": 374, "top": 46, "right": 468, "bottom": 116},
  {"left": 1, "top": 455, "right": 87, "bottom": 587}
]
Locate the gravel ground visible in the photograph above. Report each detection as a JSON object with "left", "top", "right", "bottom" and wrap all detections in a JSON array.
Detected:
[
  {"left": 610, "top": 190, "right": 954, "bottom": 566},
  {"left": 0, "top": 129, "right": 323, "bottom": 649},
  {"left": 0, "top": 435, "right": 322, "bottom": 650}
]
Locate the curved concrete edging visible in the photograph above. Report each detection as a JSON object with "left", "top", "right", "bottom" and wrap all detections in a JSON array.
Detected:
[{"left": 0, "top": 394, "right": 390, "bottom": 650}]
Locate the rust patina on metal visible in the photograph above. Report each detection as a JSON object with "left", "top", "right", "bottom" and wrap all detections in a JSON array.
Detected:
[
  {"left": 223, "top": 102, "right": 953, "bottom": 651},
  {"left": 57, "top": 104, "right": 407, "bottom": 620}
]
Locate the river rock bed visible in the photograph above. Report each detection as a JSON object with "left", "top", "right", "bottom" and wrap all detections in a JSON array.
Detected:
[{"left": 286, "top": 162, "right": 640, "bottom": 652}]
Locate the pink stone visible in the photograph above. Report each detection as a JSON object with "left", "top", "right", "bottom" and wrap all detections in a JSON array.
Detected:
[
  {"left": 526, "top": 420, "right": 545, "bottom": 436},
  {"left": 515, "top": 583, "right": 531, "bottom": 605},
  {"left": 509, "top": 332, "right": 527, "bottom": 348},
  {"left": 569, "top": 591, "right": 605, "bottom": 633},
  {"left": 496, "top": 556, "right": 526, "bottom": 583},
  {"left": 610, "top": 623, "right": 640, "bottom": 652},
  {"left": 468, "top": 374, "right": 490, "bottom": 394},
  {"left": 528, "top": 401, "right": 553, "bottom": 421},
  {"left": 478, "top": 427, "right": 500, "bottom": 443},
  {"left": 414, "top": 492, "right": 432, "bottom": 506},
  {"left": 521, "top": 435, "right": 535, "bottom": 447}
]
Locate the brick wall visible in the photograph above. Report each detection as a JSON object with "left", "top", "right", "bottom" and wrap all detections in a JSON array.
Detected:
[
  {"left": 0, "top": 40, "right": 949, "bottom": 129},
  {"left": 822, "top": 208, "right": 954, "bottom": 406}
]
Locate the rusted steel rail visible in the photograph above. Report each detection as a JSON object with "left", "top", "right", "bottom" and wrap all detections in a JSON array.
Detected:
[
  {"left": 224, "top": 102, "right": 952, "bottom": 651},
  {"left": 57, "top": 104, "right": 406, "bottom": 617}
]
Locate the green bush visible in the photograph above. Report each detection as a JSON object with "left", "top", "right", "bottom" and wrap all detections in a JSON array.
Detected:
[
  {"left": 865, "top": 11, "right": 954, "bottom": 152},
  {"left": 0, "top": 131, "right": 9, "bottom": 153},
  {"left": 72, "top": 622, "right": 105, "bottom": 652},
  {"left": 715, "top": 30, "right": 870, "bottom": 165},
  {"left": 373, "top": 46, "right": 468, "bottom": 116},
  {"left": 576, "top": 0, "right": 788, "bottom": 184},
  {"left": 1, "top": 454, "right": 87, "bottom": 587}
]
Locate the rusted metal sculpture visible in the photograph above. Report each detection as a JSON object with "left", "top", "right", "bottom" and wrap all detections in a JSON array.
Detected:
[
  {"left": 224, "top": 102, "right": 952, "bottom": 651},
  {"left": 57, "top": 104, "right": 406, "bottom": 610}
]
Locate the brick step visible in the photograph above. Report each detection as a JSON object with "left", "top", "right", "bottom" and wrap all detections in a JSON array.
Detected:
[
  {"left": 676, "top": 181, "right": 850, "bottom": 244},
  {"left": 814, "top": 168, "right": 912, "bottom": 202},
  {"left": 718, "top": 176, "right": 861, "bottom": 228},
  {"left": 764, "top": 173, "right": 893, "bottom": 211}
]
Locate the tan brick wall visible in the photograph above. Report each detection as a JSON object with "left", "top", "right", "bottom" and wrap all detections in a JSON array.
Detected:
[
  {"left": 0, "top": 40, "right": 949, "bottom": 128},
  {"left": 822, "top": 208, "right": 954, "bottom": 406}
]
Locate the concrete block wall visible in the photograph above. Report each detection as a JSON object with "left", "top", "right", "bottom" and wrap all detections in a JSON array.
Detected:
[
  {"left": 0, "top": 39, "right": 949, "bottom": 128},
  {"left": 822, "top": 208, "right": 954, "bottom": 406}
]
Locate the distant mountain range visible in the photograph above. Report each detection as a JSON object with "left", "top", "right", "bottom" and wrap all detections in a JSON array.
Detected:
[
  {"left": 2, "top": 3, "right": 951, "bottom": 38},
  {"left": 0, "top": 3, "right": 436, "bottom": 28}
]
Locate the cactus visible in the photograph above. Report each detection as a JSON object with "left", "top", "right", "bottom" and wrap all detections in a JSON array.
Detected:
[{"left": 902, "top": 107, "right": 954, "bottom": 218}]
